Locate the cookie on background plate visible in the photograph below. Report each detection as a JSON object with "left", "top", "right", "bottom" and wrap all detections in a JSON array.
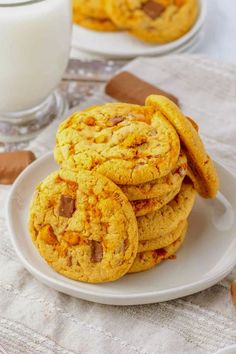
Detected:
[
  {"left": 72, "top": 6, "right": 118, "bottom": 31},
  {"left": 146, "top": 95, "right": 219, "bottom": 198},
  {"left": 129, "top": 220, "right": 188, "bottom": 273},
  {"left": 29, "top": 169, "right": 138, "bottom": 283},
  {"left": 106, "top": 0, "right": 199, "bottom": 43},
  {"left": 74, "top": 0, "right": 108, "bottom": 19},
  {"left": 138, "top": 180, "right": 196, "bottom": 241},
  {"left": 54, "top": 102, "right": 180, "bottom": 185}
]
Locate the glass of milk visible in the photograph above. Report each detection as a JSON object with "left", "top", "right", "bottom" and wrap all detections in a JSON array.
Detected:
[{"left": 0, "top": 0, "right": 72, "bottom": 143}]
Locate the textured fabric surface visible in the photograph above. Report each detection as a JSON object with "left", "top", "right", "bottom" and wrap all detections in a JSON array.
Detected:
[{"left": 1, "top": 55, "right": 236, "bottom": 354}]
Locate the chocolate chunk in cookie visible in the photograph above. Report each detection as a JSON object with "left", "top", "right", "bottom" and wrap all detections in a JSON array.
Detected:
[
  {"left": 91, "top": 240, "right": 103, "bottom": 262},
  {"left": 58, "top": 195, "right": 75, "bottom": 218},
  {"left": 142, "top": 1, "right": 165, "bottom": 19}
]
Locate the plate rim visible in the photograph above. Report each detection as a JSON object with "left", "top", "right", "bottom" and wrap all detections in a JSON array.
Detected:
[
  {"left": 6, "top": 152, "right": 236, "bottom": 305},
  {"left": 214, "top": 344, "right": 236, "bottom": 354},
  {"left": 72, "top": 0, "right": 206, "bottom": 58}
]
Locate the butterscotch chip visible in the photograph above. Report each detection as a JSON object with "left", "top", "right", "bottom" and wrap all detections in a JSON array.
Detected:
[
  {"left": 142, "top": 1, "right": 165, "bottom": 19},
  {"left": 63, "top": 231, "right": 81, "bottom": 246},
  {"left": 231, "top": 280, "right": 236, "bottom": 306},
  {"left": 91, "top": 240, "right": 103, "bottom": 262},
  {"left": 39, "top": 225, "right": 58, "bottom": 246},
  {"left": 0, "top": 150, "right": 36, "bottom": 185},
  {"left": 84, "top": 117, "right": 96, "bottom": 126},
  {"left": 29, "top": 169, "right": 138, "bottom": 283},
  {"left": 58, "top": 195, "right": 75, "bottom": 218},
  {"left": 105, "top": 71, "right": 179, "bottom": 106}
]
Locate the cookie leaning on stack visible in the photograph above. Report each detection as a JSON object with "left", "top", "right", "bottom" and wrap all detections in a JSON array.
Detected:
[{"left": 29, "top": 95, "right": 219, "bottom": 283}]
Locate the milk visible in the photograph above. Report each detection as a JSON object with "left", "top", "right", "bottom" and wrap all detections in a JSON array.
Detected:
[{"left": 0, "top": 0, "right": 71, "bottom": 113}]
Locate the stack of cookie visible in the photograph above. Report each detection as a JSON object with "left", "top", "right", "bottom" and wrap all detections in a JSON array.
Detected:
[
  {"left": 72, "top": 0, "right": 199, "bottom": 44},
  {"left": 29, "top": 95, "right": 219, "bottom": 283}
]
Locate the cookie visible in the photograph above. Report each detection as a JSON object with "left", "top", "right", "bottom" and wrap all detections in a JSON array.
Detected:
[
  {"left": 146, "top": 95, "right": 219, "bottom": 198},
  {"left": 138, "top": 180, "right": 196, "bottom": 241},
  {"left": 138, "top": 219, "right": 186, "bottom": 252},
  {"left": 120, "top": 151, "right": 187, "bottom": 201},
  {"left": 72, "top": 9, "right": 117, "bottom": 31},
  {"left": 131, "top": 183, "right": 181, "bottom": 216},
  {"left": 129, "top": 220, "right": 187, "bottom": 273},
  {"left": 29, "top": 169, "right": 138, "bottom": 283},
  {"left": 74, "top": 0, "right": 108, "bottom": 20},
  {"left": 54, "top": 102, "right": 180, "bottom": 185},
  {"left": 106, "top": 0, "right": 199, "bottom": 44}
]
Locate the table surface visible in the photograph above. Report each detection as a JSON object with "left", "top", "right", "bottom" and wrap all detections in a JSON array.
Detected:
[{"left": 197, "top": 0, "right": 236, "bottom": 64}]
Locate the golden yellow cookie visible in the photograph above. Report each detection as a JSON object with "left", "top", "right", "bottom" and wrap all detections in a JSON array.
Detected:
[
  {"left": 129, "top": 220, "right": 187, "bottom": 273},
  {"left": 54, "top": 102, "right": 180, "bottom": 185},
  {"left": 138, "top": 180, "right": 196, "bottom": 241},
  {"left": 120, "top": 151, "right": 187, "bottom": 201},
  {"left": 146, "top": 95, "right": 219, "bottom": 198},
  {"left": 29, "top": 169, "right": 138, "bottom": 283},
  {"left": 138, "top": 219, "right": 186, "bottom": 252},
  {"left": 74, "top": 0, "right": 108, "bottom": 19},
  {"left": 72, "top": 8, "right": 117, "bottom": 31},
  {"left": 106, "top": 0, "right": 199, "bottom": 44},
  {"left": 131, "top": 183, "right": 181, "bottom": 216}
]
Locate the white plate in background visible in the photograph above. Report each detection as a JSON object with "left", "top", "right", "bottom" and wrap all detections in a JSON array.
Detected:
[
  {"left": 72, "top": 0, "right": 206, "bottom": 58},
  {"left": 7, "top": 152, "right": 236, "bottom": 305}
]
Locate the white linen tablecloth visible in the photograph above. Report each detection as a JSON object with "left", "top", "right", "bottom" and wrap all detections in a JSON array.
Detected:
[{"left": 0, "top": 55, "right": 236, "bottom": 354}]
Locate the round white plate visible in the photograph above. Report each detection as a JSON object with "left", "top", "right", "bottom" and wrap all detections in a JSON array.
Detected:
[
  {"left": 7, "top": 152, "right": 236, "bottom": 306},
  {"left": 158, "top": 26, "right": 204, "bottom": 55},
  {"left": 215, "top": 345, "right": 236, "bottom": 354},
  {"left": 72, "top": 0, "right": 206, "bottom": 58}
]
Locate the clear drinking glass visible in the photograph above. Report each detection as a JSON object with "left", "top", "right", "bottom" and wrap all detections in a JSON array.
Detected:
[{"left": 0, "top": 0, "right": 72, "bottom": 143}]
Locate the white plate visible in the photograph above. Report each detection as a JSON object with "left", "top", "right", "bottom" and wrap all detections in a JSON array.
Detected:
[
  {"left": 7, "top": 152, "right": 236, "bottom": 305},
  {"left": 71, "top": 28, "right": 202, "bottom": 59},
  {"left": 158, "top": 26, "right": 203, "bottom": 55},
  {"left": 215, "top": 345, "right": 236, "bottom": 354},
  {"left": 72, "top": 0, "right": 206, "bottom": 58}
]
